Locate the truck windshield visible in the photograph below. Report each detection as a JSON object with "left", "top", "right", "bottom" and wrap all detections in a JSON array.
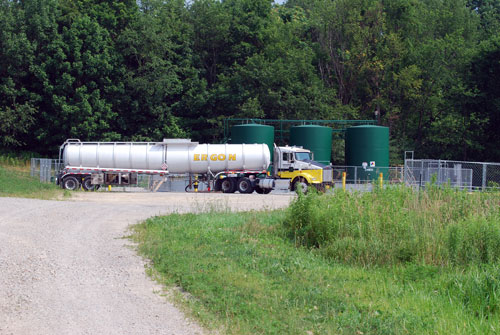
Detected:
[{"left": 295, "top": 152, "right": 312, "bottom": 161}]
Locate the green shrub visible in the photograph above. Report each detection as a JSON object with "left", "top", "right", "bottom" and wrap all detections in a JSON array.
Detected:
[{"left": 283, "top": 186, "right": 500, "bottom": 267}]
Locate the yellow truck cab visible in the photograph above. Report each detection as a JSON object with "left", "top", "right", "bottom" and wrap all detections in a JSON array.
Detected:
[{"left": 273, "top": 145, "right": 333, "bottom": 192}]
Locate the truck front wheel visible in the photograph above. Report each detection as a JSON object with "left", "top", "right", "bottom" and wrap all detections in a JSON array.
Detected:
[
  {"left": 292, "top": 178, "right": 308, "bottom": 194},
  {"left": 63, "top": 176, "right": 80, "bottom": 190}
]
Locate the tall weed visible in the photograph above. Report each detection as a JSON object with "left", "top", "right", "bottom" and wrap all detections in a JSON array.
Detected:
[
  {"left": 447, "top": 216, "right": 500, "bottom": 265},
  {"left": 446, "top": 265, "right": 500, "bottom": 319},
  {"left": 0, "top": 152, "right": 35, "bottom": 168},
  {"left": 283, "top": 186, "right": 500, "bottom": 267}
]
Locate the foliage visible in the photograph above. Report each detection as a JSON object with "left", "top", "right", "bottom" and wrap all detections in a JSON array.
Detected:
[{"left": 0, "top": 0, "right": 499, "bottom": 161}]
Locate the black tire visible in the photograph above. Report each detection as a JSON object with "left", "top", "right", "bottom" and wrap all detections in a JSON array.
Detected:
[
  {"left": 292, "top": 177, "right": 308, "bottom": 194},
  {"left": 82, "top": 176, "right": 97, "bottom": 191},
  {"left": 221, "top": 178, "right": 236, "bottom": 193},
  {"left": 214, "top": 179, "right": 223, "bottom": 192},
  {"left": 63, "top": 176, "right": 80, "bottom": 191},
  {"left": 237, "top": 177, "right": 254, "bottom": 194}
]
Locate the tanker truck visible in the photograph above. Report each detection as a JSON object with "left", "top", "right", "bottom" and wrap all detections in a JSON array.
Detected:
[{"left": 56, "top": 139, "right": 333, "bottom": 193}]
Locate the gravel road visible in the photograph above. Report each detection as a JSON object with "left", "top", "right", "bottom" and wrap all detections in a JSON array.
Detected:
[{"left": 0, "top": 193, "right": 294, "bottom": 335}]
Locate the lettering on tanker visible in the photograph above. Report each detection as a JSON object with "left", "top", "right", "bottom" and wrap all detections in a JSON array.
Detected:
[{"left": 193, "top": 154, "right": 237, "bottom": 161}]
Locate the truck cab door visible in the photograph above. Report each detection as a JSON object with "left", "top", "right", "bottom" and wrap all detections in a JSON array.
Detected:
[{"left": 280, "top": 152, "right": 291, "bottom": 170}]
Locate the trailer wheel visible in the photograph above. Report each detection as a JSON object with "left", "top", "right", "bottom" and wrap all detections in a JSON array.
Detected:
[
  {"left": 62, "top": 176, "right": 80, "bottom": 191},
  {"left": 82, "top": 176, "right": 97, "bottom": 191},
  {"left": 237, "top": 177, "right": 254, "bottom": 194},
  {"left": 221, "top": 178, "right": 236, "bottom": 193}
]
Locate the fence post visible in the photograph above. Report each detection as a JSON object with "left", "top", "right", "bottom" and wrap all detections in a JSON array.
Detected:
[
  {"left": 342, "top": 172, "right": 346, "bottom": 191},
  {"left": 482, "top": 164, "right": 487, "bottom": 190},
  {"left": 30, "top": 158, "right": 35, "bottom": 177},
  {"left": 40, "top": 159, "right": 52, "bottom": 183},
  {"left": 379, "top": 173, "right": 383, "bottom": 189}
]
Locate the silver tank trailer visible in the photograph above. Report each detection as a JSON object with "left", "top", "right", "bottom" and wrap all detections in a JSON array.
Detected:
[{"left": 62, "top": 139, "right": 270, "bottom": 174}]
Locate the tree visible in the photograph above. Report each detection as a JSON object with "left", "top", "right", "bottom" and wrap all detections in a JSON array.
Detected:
[
  {"left": 115, "top": 0, "right": 198, "bottom": 141},
  {"left": 0, "top": 0, "right": 37, "bottom": 147},
  {"left": 467, "top": 33, "right": 500, "bottom": 161},
  {"left": 217, "top": 5, "right": 349, "bottom": 121}
]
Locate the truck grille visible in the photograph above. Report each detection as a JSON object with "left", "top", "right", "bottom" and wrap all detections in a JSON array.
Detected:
[{"left": 323, "top": 168, "right": 333, "bottom": 182}]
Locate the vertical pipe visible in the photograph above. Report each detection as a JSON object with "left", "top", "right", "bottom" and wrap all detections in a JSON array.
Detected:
[
  {"left": 342, "top": 171, "right": 346, "bottom": 191},
  {"left": 379, "top": 172, "right": 383, "bottom": 189}
]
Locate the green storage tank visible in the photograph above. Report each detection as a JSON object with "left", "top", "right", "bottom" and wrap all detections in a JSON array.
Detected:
[
  {"left": 230, "top": 124, "right": 275, "bottom": 161},
  {"left": 290, "top": 125, "right": 333, "bottom": 165},
  {"left": 345, "top": 125, "right": 389, "bottom": 181}
]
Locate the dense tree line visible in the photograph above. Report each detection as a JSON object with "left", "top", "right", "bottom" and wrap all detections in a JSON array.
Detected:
[{"left": 0, "top": 0, "right": 499, "bottom": 162}]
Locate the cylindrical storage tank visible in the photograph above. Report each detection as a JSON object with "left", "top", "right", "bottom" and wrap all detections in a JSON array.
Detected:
[
  {"left": 345, "top": 125, "right": 389, "bottom": 181},
  {"left": 289, "top": 125, "right": 333, "bottom": 165},
  {"left": 230, "top": 124, "right": 275, "bottom": 162},
  {"left": 62, "top": 141, "right": 270, "bottom": 174}
]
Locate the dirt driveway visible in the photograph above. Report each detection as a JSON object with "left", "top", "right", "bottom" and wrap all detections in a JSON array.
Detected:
[{"left": 0, "top": 193, "right": 294, "bottom": 335}]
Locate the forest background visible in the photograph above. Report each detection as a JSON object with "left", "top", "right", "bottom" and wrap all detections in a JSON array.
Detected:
[{"left": 1, "top": 0, "right": 499, "bottom": 164}]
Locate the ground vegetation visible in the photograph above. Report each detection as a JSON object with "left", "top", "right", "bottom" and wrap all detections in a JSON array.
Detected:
[{"left": 133, "top": 187, "right": 500, "bottom": 334}]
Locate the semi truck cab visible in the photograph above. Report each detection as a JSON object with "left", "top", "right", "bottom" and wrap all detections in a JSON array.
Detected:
[{"left": 273, "top": 145, "right": 333, "bottom": 192}]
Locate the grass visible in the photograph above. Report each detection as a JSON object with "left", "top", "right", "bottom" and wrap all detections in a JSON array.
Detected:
[
  {"left": 0, "top": 155, "right": 67, "bottom": 199},
  {"left": 132, "top": 186, "right": 500, "bottom": 335}
]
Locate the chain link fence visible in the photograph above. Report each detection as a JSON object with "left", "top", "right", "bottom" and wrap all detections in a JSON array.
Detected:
[
  {"left": 404, "top": 159, "right": 500, "bottom": 191},
  {"left": 30, "top": 158, "right": 63, "bottom": 183}
]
